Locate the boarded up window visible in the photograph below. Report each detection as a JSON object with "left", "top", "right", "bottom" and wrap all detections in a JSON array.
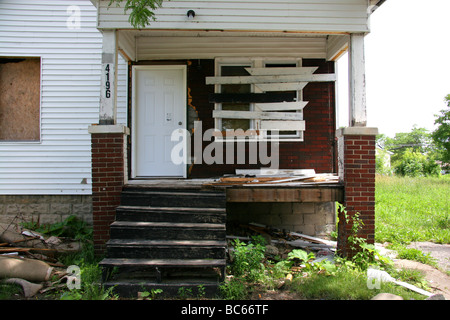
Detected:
[
  {"left": 220, "top": 65, "right": 252, "bottom": 131},
  {"left": 0, "top": 58, "right": 41, "bottom": 141}
]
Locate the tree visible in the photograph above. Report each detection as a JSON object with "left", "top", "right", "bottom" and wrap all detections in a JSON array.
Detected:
[
  {"left": 432, "top": 94, "right": 450, "bottom": 170},
  {"left": 379, "top": 125, "right": 434, "bottom": 164},
  {"left": 376, "top": 126, "right": 441, "bottom": 177},
  {"left": 108, "top": 0, "right": 164, "bottom": 28},
  {"left": 393, "top": 149, "right": 440, "bottom": 177}
]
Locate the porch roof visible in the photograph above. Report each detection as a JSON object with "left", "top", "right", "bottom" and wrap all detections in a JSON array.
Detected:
[{"left": 117, "top": 30, "right": 349, "bottom": 62}]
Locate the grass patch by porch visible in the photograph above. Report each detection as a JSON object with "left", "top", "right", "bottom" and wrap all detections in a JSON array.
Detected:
[{"left": 375, "top": 175, "right": 450, "bottom": 245}]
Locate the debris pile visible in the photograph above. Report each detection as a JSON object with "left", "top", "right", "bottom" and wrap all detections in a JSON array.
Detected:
[
  {"left": 226, "top": 222, "right": 336, "bottom": 265},
  {"left": 0, "top": 220, "right": 82, "bottom": 298},
  {"left": 205, "top": 169, "right": 340, "bottom": 187}
]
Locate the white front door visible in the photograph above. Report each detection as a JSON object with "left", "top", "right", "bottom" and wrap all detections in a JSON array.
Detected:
[{"left": 132, "top": 66, "right": 186, "bottom": 178}]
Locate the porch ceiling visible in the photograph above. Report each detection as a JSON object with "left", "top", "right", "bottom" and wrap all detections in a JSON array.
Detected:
[{"left": 117, "top": 30, "right": 348, "bottom": 62}]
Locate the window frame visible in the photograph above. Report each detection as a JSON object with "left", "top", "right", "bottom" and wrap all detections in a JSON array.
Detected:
[{"left": 213, "top": 57, "right": 304, "bottom": 142}]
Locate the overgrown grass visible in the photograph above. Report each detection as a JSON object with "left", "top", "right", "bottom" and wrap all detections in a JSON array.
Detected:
[
  {"left": 375, "top": 175, "right": 450, "bottom": 245},
  {"left": 288, "top": 266, "right": 426, "bottom": 300}
]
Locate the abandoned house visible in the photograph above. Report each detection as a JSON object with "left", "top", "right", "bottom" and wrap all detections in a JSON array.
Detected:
[{"left": 0, "top": 0, "right": 382, "bottom": 296}]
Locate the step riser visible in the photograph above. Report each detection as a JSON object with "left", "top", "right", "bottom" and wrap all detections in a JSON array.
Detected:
[
  {"left": 101, "top": 186, "right": 227, "bottom": 298},
  {"left": 107, "top": 246, "right": 226, "bottom": 260},
  {"left": 120, "top": 193, "right": 226, "bottom": 208},
  {"left": 110, "top": 227, "right": 226, "bottom": 241},
  {"left": 115, "top": 209, "right": 226, "bottom": 224}
]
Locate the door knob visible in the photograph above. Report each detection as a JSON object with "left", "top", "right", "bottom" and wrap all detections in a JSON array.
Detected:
[{"left": 178, "top": 121, "right": 183, "bottom": 125}]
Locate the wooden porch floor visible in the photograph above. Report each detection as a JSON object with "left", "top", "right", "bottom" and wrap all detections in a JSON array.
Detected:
[{"left": 125, "top": 175, "right": 344, "bottom": 203}]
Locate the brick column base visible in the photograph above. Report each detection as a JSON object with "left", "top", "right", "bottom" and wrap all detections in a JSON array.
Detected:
[
  {"left": 336, "top": 127, "right": 378, "bottom": 258},
  {"left": 89, "top": 125, "right": 129, "bottom": 255}
]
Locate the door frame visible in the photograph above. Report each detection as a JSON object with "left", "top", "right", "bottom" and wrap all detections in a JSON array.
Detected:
[{"left": 131, "top": 65, "right": 187, "bottom": 179}]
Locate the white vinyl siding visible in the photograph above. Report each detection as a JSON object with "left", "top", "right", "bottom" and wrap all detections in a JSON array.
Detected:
[
  {"left": 0, "top": 0, "right": 127, "bottom": 195},
  {"left": 98, "top": 0, "right": 370, "bottom": 33}
]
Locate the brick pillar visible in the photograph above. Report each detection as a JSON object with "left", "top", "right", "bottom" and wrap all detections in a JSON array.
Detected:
[
  {"left": 89, "top": 125, "right": 129, "bottom": 255},
  {"left": 336, "top": 127, "right": 378, "bottom": 258}
]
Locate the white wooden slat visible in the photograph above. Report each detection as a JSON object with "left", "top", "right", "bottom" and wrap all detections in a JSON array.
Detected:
[
  {"left": 255, "top": 101, "right": 309, "bottom": 111},
  {"left": 205, "top": 74, "right": 336, "bottom": 85},
  {"left": 245, "top": 67, "right": 318, "bottom": 76},
  {"left": 255, "top": 82, "right": 308, "bottom": 92},
  {"left": 213, "top": 110, "right": 303, "bottom": 120},
  {"left": 260, "top": 120, "right": 306, "bottom": 131}
]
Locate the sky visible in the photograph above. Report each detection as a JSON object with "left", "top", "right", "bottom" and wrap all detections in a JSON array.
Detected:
[{"left": 336, "top": 0, "right": 450, "bottom": 138}]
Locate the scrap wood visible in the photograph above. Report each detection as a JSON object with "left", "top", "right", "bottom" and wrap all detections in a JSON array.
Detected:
[
  {"left": 0, "top": 247, "right": 58, "bottom": 258},
  {"left": 248, "top": 222, "right": 336, "bottom": 247},
  {"left": 206, "top": 173, "right": 339, "bottom": 186},
  {"left": 0, "top": 222, "right": 81, "bottom": 253},
  {"left": 288, "top": 231, "right": 337, "bottom": 247}
]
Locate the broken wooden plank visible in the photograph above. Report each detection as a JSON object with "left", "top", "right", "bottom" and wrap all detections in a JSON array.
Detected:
[
  {"left": 0, "top": 247, "right": 58, "bottom": 256},
  {"left": 255, "top": 101, "right": 308, "bottom": 112},
  {"left": 213, "top": 110, "right": 302, "bottom": 121},
  {"left": 209, "top": 92, "right": 296, "bottom": 103},
  {"left": 289, "top": 231, "right": 337, "bottom": 246},
  {"left": 260, "top": 120, "right": 305, "bottom": 131},
  {"left": 245, "top": 66, "right": 318, "bottom": 76},
  {"left": 206, "top": 73, "right": 336, "bottom": 85}
]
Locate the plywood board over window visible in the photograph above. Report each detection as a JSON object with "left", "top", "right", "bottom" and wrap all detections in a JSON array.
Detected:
[{"left": 0, "top": 58, "right": 41, "bottom": 141}]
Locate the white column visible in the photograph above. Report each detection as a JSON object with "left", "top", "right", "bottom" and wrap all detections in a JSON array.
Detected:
[
  {"left": 348, "top": 33, "right": 367, "bottom": 127},
  {"left": 99, "top": 29, "right": 118, "bottom": 125}
]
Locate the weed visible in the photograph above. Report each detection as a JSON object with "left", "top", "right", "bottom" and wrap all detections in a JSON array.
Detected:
[
  {"left": 287, "top": 249, "right": 315, "bottom": 264},
  {"left": 219, "top": 277, "right": 247, "bottom": 300},
  {"left": 22, "top": 215, "right": 92, "bottom": 241},
  {"left": 139, "top": 288, "right": 163, "bottom": 300},
  {"left": 230, "top": 236, "right": 266, "bottom": 282}
]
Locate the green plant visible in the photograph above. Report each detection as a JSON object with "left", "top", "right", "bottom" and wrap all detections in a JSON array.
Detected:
[
  {"left": 139, "top": 288, "right": 163, "bottom": 300},
  {"left": 0, "top": 283, "right": 23, "bottom": 300},
  {"left": 230, "top": 237, "right": 266, "bottom": 282},
  {"left": 396, "top": 247, "right": 438, "bottom": 267},
  {"left": 337, "top": 203, "right": 391, "bottom": 270},
  {"left": 393, "top": 149, "right": 440, "bottom": 177},
  {"left": 59, "top": 263, "right": 117, "bottom": 300},
  {"left": 196, "top": 285, "right": 206, "bottom": 298},
  {"left": 287, "top": 249, "right": 315, "bottom": 264},
  {"left": 22, "top": 215, "right": 92, "bottom": 241},
  {"left": 219, "top": 277, "right": 247, "bottom": 300}
]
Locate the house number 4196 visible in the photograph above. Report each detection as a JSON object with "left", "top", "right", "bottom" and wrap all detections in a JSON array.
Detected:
[{"left": 105, "top": 64, "right": 111, "bottom": 98}]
